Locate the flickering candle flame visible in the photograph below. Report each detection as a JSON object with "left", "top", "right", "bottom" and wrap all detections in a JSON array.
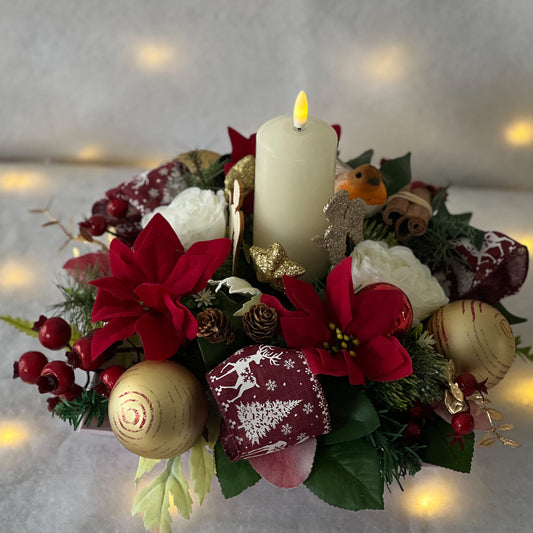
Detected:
[{"left": 293, "top": 91, "right": 308, "bottom": 129}]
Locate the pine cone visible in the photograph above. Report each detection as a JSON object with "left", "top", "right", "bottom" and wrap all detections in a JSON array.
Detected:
[
  {"left": 242, "top": 303, "right": 278, "bottom": 343},
  {"left": 197, "top": 308, "right": 234, "bottom": 344}
]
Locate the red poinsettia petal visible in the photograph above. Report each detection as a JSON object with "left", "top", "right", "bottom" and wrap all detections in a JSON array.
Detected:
[
  {"left": 248, "top": 438, "right": 317, "bottom": 488},
  {"left": 347, "top": 289, "right": 404, "bottom": 344},
  {"left": 357, "top": 336, "right": 413, "bottom": 382},
  {"left": 325, "top": 258, "right": 355, "bottom": 332},
  {"left": 135, "top": 312, "right": 181, "bottom": 361},
  {"left": 280, "top": 315, "right": 330, "bottom": 350},
  {"left": 283, "top": 275, "right": 328, "bottom": 324},
  {"left": 134, "top": 214, "right": 185, "bottom": 283},
  {"left": 303, "top": 347, "right": 348, "bottom": 378},
  {"left": 90, "top": 276, "right": 139, "bottom": 301},
  {"left": 163, "top": 293, "right": 198, "bottom": 341},
  {"left": 228, "top": 127, "right": 256, "bottom": 163},
  {"left": 63, "top": 252, "right": 111, "bottom": 282},
  {"left": 108, "top": 237, "right": 145, "bottom": 282},
  {"left": 166, "top": 238, "right": 231, "bottom": 295},
  {"left": 342, "top": 352, "right": 366, "bottom": 386},
  {"left": 91, "top": 318, "right": 137, "bottom": 360},
  {"left": 92, "top": 290, "right": 144, "bottom": 321},
  {"left": 134, "top": 283, "right": 170, "bottom": 312}
]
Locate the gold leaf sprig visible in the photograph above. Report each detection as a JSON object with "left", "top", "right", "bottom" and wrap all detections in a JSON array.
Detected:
[
  {"left": 471, "top": 393, "right": 521, "bottom": 448},
  {"left": 30, "top": 202, "right": 108, "bottom": 251}
]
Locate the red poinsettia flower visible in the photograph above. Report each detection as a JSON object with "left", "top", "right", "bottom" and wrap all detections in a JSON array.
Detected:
[
  {"left": 261, "top": 257, "right": 412, "bottom": 385},
  {"left": 90, "top": 214, "right": 231, "bottom": 361}
]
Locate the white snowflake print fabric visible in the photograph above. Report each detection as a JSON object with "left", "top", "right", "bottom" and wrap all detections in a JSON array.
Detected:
[{"left": 206, "top": 344, "right": 331, "bottom": 461}]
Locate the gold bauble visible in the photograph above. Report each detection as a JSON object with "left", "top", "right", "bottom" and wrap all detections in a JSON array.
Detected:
[
  {"left": 427, "top": 300, "right": 515, "bottom": 389},
  {"left": 108, "top": 360, "right": 207, "bottom": 459},
  {"left": 175, "top": 150, "right": 221, "bottom": 173}
]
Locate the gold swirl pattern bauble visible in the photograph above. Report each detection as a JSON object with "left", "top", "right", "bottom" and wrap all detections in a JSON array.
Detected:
[
  {"left": 427, "top": 300, "right": 515, "bottom": 389},
  {"left": 108, "top": 360, "right": 208, "bottom": 459}
]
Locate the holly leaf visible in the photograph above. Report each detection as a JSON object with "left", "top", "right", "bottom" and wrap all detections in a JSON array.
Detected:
[
  {"left": 0, "top": 315, "right": 39, "bottom": 338},
  {"left": 304, "top": 439, "right": 384, "bottom": 511},
  {"left": 189, "top": 436, "right": 215, "bottom": 504},
  {"left": 214, "top": 440, "right": 260, "bottom": 498},
  {"left": 346, "top": 149, "right": 374, "bottom": 169},
  {"left": 320, "top": 379, "right": 379, "bottom": 445},
  {"left": 380, "top": 153, "right": 411, "bottom": 195},
  {"left": 495, "top": 303, "right": 527, "bottom": 325},
  {"left": 131, "top": 456, "right": 193, "bottom": 533},
  {"left": 135, "top": 457, "right": 161, "bottom": 486},
  {"left": 420, "top": 417, "right": 474, "bottom": 473}
]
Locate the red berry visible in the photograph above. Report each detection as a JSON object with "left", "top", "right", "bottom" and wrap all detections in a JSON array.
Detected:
[
  {"left": 37, "top": 361, "right": 75, "bottom": 395},
  {"left": 47, "top": 396, "right": 61, "bottom": 412},
  {"left": 38, "top": 317, "right": 71, "bottom": 350},
  {"left": 403, "top": 420, "right": 422, "bottom": 442},
  {"left": 106, "top": 197, "right": 128, "bottom": 218},
  {"left": 13, "top": 351, "right": 49, "bottom": 384},
  {"left": 67, "top": 334, "right": 113, "bottom": 371},
  {"left": 407, "top": 400, "right": 430, "bottom": 420},
  {"left": 451, "top": 412, "right": 475, "bottom": 436},
  {"left": 455, "top": 373, "right": 478, "bottom": 397},
  {"left": 98, "top": 365, "right": 126, "bottom": 398},
  {"left": 61, "top": 383, "right": 84, "bottom": 401},
  {"left": 87, "top": 215, "right": 107, "bottom": 236}
]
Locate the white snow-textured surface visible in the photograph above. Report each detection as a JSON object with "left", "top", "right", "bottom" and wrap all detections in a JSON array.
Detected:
[{"left": 0, "top": 162, "right": 532, "bottom": 532}]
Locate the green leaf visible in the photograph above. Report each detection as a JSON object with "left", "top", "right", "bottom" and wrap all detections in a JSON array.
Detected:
[
  {"left": 346, "top": 149, "right": 374, "bottom": 169},
  {"left": 515, "top": 336, "right": 533, "bottom": 362},
  {"left": 167, "top": 457, "right": 194, "bottom": 520},
  {"left": 320, "top": 379, "right": 379, "bottom": 445},
  {"left": 304, "top": 439, "right": 384, "bottom": 511},
  {"left": 380, "top": 153, "right": 411, "bottom": 195},
  {"left": 214, "top": 440, "right": 260, "bottom": 498},
  {"left": 494, "top": 302, "right": 527, "bottom": 325},
  {"left": 135, "top": 457, "right": 161, "bottom": 486},
  {"left": 131, "top": 456, "right": 193, "bottom": 533},
  {"left": 420, "top": 417, "right": 474, "bottom": 473},
  {"left": 189, "top": 436, "right": 215, "bottom": 504},
  {"left": 0, "top": 316, "right": 39, "bottom": 338}
]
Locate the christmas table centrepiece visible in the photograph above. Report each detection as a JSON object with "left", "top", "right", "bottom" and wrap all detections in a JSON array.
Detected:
[{"left": 5, "top": 92, "right": 531, "bottom": 533}]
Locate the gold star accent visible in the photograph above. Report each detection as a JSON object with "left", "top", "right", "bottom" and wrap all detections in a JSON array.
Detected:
[
  {"left": 229, "top": 180, "right": 244, "bottom": 275},
  {"left": 224, "top": 155, "right": 255, "bottom": 201},
  {"left": 249, "top": 243, "right": 306, "bottom": 292},
  {"left": 313, "top": 190, "right": 366, "bottom": 269}
]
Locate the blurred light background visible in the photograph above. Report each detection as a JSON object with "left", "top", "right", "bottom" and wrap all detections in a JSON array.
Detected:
[{"left": 0, "top": 0, "right": 532, "bottom": 189}]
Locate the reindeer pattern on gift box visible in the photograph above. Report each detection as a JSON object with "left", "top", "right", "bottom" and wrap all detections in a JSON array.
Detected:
[{"left": 209, "top": 345, "right": 282, "bottom": 403}]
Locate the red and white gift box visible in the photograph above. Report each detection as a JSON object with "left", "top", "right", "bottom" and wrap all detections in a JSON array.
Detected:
[{"left": 206, "top": 345, "right": 331, "bottom": 462}]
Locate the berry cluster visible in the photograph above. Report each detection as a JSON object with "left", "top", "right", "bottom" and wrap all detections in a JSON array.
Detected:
[
  {"left": 78, "top": 196, "right": 130, "bottom": 239},
  {"left": 13, "top": 315, "right": 126, "bottom": 416}
]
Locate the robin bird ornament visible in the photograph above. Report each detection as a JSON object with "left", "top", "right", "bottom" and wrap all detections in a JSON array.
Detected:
[{"left": 334, "top": 163, "right": 387, "bottom": 206}]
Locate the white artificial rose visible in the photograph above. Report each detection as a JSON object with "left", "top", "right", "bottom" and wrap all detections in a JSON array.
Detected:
[
  {"left": 142, "top": 187, "right": 227, "bottom": 249},
  {"left": 350, "top": 240, "right": 448, "bottom": 323}
]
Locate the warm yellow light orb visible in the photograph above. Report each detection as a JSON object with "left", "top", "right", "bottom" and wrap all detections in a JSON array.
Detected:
[
  {"left": 403, "top": 477, "right": 455, "bottom": 517},
  {"left": 505, "top": 119, "right": 533, "bottom": 146},
  {"left": 0, "top": 421, "right": 30, "bottom": 448},
  {"left": 76, "top": 144, "right": 104, "bottom": 162},
  {"left": 136, "top": 43, "right": 174, "bottom": 71},
  {"left": 0, "top": 260, "right": 36, "bottom": 289},
  {"left": 364, "top": 45, "right": 407, "bottom": 82},
  {"left": 0, "top": 170, "right": 45, "bottom": 192}
]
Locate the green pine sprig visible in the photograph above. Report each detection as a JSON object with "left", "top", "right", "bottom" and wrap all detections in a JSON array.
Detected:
[
  {"left": 363, "top": 218, "right": 398, "bottom": 247},
  {"left": 51, "top": 266, "right": 101, "bottom": 336},
  {"left": 180, "top": 151, "right": 228, "bottom": 190},
  {"left": 52, "top": 388, "right": 108, "bottom": 430},
  {"left": 365, "top": 327, "right": 448, "bottom": 412},
  {"left": 366, "top": 412, "right": 423, "bottom": 489}
]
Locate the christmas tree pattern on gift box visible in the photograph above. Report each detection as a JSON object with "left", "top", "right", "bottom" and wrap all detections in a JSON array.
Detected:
[{"left": 207, "top": 345, "right": 331, "bottom": 461}]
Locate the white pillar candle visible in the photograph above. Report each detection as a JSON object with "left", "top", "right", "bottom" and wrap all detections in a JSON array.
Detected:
[{"left": 253, "top": 92, "right": 337, "bottom": 280}]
